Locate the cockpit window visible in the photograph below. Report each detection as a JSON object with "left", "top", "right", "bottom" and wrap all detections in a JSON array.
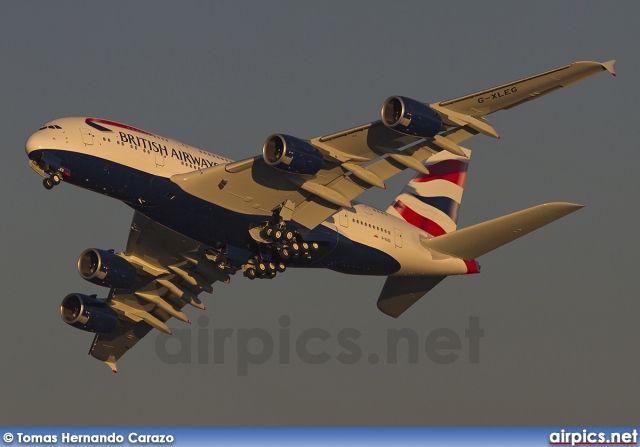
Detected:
[{"left": 38, "top": 125, "right": 62, "bottom": 130}]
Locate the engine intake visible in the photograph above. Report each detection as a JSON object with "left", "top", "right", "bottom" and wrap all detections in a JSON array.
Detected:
[
  {"left": 263, "top": 134, "right": 324, "bottom": 175},
  {"left": 60, "top": 293, "right": 119, "bottom": 334},
  {"left": 77, "top": 248, "right": 137, "bottom": 289},
  {"left": 381, "top": 96, "right": 442, "bottom": 138}
]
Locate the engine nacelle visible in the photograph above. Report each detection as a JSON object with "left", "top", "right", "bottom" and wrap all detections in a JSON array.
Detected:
[
  {"left": 60, "top": 293, "right": 119, "bottom": 334},
  {"left": 262, "top": 134, "right": 324, "bottom": 175},
  {"left": 77, "top": 248, "right": 137, "bottom": 289},
  {"left": 381, "top": 96, "right": 442, "bottom": 138}
]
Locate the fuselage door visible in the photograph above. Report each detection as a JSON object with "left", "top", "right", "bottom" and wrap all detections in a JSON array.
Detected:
[
  {"left": 80, "top": 128, "right": 93, "bottom": 146},
  {"left": 339, "top": 210, "right": 349, "bottom": 228},
  {"left": 155, "top": 152, "right": 165, "bottom": 167},
  {"left": 394, "top": 228, "right": 403, "bottom": 248}
]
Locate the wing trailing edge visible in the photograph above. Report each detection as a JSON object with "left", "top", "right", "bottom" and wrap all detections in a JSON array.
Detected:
[{"left": 420, "top": 202, "right": 584, "bottom": 261}]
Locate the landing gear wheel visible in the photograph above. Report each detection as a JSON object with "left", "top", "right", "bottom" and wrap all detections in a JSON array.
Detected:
[
  {"left": 273, "top": 229, "right": 283, "bottom": 241},
  {"left": 260, "top": 226, "right": 273, "bottom": 239},
  {"left": 244, "top": 268, "right": 257, "bottom": 280},
  {"left": 310, "top": 242, "right": 320, "bottom": 251},
  {"left": 51, "top": 173, "right": 61, "bottom": 185},
  {"left": 43, "top": 178, "right": 54, "bottom": 190},
  {"left": 276, "top": 262, "right": 286, "bottom": 272},
  {"left": 283, "top": 230, "right": 295, "bottom": 242},
  {"left": 278, "top": 247, "right": 290, "bottom": 260}
]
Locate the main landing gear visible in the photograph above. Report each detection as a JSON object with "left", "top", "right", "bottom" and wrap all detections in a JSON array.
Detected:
[
  {"left": 242, "top": 255, "right": 287, "bottom": 280},
  {"left": 243, "top": 203, "right": 320, "bottom": 280},
  {"left": 259, "top": 221, "right": 319, "bottom": 261}
]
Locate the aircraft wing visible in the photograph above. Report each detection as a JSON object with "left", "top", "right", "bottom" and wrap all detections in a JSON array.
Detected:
[
  {"left": 432, "top": 60, "right": 616, "bottom": 119},
  {"left": 172, "top": 126, "right": 477, "bottom": 229},
  {"left": 89, "top": 211, "right": 235, "bottom": 372},
  {"left": 172, "top": 60, "right": 614, "bottom": 230}
]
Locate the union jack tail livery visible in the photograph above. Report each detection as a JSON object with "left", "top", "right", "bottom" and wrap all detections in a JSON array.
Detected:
[{"left": 386, "top": 148, "right": 471, "bottom": 236}]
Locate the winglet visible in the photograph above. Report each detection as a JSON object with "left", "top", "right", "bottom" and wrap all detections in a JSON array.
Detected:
[
  {"left": 602, "top": 60, "right": 616, "bottom": 77},
  {"left": 105, "top": 354, "right": 118, "bottom": 373}
]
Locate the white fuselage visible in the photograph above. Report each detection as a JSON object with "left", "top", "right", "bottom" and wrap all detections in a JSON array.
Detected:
[{"left": 25, "top": 117, "right": 474, "bottom": 277}]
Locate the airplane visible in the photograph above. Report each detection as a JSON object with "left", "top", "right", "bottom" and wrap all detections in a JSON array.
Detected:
[{"left": 25, "top": 60, "right": 615, "bottom": 372}]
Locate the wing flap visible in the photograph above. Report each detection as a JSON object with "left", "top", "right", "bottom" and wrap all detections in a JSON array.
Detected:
[
  {"left": 89, "top": 322, "right": 154, "bottom": 372},
  {"left": 312, "top": 121, "right": 420, "bottom": 163},
  {"left": 421, "top": 202, "right": 584, "bottom": 260},
  {"left": 291, "top": 129, "right": 476, "bottom": 228}
]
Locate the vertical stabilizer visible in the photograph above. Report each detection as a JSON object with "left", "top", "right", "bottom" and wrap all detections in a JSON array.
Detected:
[{"left": 386, "top": 148, "right": 471, "bottom": 236}]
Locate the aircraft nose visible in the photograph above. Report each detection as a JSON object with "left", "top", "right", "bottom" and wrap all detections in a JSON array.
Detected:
[{"left": 25, "top": 131, "right": 45, "bottom": 159}]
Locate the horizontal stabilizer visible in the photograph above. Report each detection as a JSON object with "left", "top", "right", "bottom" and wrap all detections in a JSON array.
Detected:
[
  {"left": 377, "top": 276, "right": 445, "bottom": 318},
  {"left": 421, "top": 202, "right": 583, "bottom": 260}
]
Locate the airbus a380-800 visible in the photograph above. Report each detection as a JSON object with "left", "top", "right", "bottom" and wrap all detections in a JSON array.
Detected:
[{"left": 25, "top": 60, "right": 615, "bottom": 372}]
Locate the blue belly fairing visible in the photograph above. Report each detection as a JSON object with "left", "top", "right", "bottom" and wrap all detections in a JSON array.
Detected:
[{"left": 29, "top": 149, "right": 401, "bottom": 275}]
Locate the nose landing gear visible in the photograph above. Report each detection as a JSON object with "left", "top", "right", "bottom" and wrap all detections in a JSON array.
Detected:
[
  {"left": 29, "top": 151, "right": 70, "bottom": 190},
  {"left": 43, "top": 172, "right": 62, "bottom": 190}
]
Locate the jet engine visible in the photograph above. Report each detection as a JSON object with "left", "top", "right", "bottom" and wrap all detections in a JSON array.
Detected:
[
  {"left": 60, "top": 293, "right": 119, "bottom": 334},
  {"left": 263, "top": 134, "right": 324, "bottom": 175},
  {"left": 77, "top": 248, "right": 137, "bottom": 289},
  {"left": 381, "top": 96, "right": 442, "bottom": 138}
]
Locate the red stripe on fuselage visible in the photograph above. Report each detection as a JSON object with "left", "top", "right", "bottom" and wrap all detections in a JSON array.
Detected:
[{"left": 86, "top": 118, "right": 155, "bottom": 137}]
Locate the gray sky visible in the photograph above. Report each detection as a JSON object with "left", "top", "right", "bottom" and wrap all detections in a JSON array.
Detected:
[{"left": 1, "top": 1, "right": 638, "bottom": 426}]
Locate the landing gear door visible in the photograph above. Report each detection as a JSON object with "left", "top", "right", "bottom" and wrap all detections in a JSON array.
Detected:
[{"left": 80, "top": 128, "right": 93, "bottom": 146}]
